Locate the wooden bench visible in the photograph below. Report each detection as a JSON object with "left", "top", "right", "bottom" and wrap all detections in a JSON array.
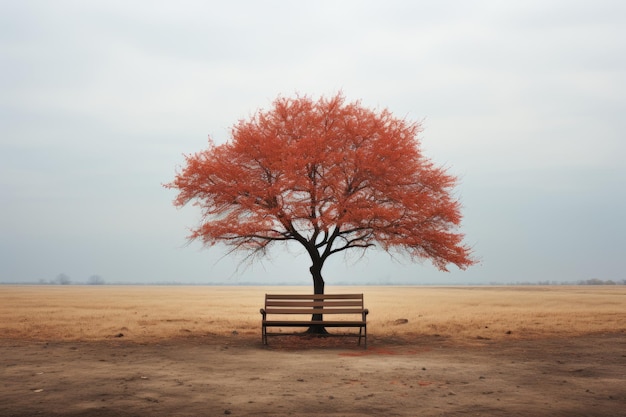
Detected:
[{"left": 260, "top": 293, "right": 369, "bottom": 348}]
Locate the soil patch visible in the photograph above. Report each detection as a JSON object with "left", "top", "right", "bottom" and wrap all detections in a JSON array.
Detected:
[{"left": 1, "top": 332, "right": 624, "bottom": 416}]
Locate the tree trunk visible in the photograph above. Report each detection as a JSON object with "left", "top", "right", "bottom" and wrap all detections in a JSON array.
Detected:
[{"left": 305, "top": 261, "right": 329, "bottom": 334}]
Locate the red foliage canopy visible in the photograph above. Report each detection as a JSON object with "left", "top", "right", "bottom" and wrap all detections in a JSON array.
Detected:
[{"left": 167, "top": 93, "right": 474, "bottom": 288}]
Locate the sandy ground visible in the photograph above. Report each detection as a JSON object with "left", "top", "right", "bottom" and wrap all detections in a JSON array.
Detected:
[{"left": 1, "top": 332, "right": 625, "bottom": 417}]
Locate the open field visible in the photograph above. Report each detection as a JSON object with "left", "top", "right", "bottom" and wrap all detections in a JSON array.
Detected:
[
  {"left": 1, "top": 286, "right": 625, "bottom": 416},
  {"left": 1, "top": 285, "right": 625, "bottom": 343}
]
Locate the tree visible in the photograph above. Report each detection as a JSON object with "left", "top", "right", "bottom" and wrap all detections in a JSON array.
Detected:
[
  {"left": 167, "top": 93, "right": 475, "bottom": 295},
  {"left": 87, "top": 275, "right": 105, "bottom": 285},
  {"left": 55, "top": 273, "right": 71, "bottom": 285}
]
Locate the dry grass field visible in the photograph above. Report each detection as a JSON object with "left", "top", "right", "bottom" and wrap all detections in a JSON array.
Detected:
[
  {"left": 1, "top": 285, "right": 625, "bottom": 416},
  {"left": 1, "top": 285, "right": 624, "bottom": 343}
]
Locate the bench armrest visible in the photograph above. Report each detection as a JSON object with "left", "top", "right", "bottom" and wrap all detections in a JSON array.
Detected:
[
  {"left": 362, "top": 309, "right": 369, "bottom": 319},
  {"left": 260, "top": 308, "right": 266, "bottom": 319}
]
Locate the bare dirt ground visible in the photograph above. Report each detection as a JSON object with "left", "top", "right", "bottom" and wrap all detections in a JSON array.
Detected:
[{"left": 1, "top": 332, "right": 625, "bottom": 417}]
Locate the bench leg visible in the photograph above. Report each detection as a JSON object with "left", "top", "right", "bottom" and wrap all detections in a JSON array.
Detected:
[
  {"left": 359, "top": 325, "right": 367, "bottom": 349},
  {"left": 363, "top": 325, "right": 367, "bottom": 349}
]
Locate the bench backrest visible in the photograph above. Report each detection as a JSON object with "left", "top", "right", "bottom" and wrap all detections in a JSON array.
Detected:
[{"left": 264, "top": 294, "right": 365, "bottom": 316}]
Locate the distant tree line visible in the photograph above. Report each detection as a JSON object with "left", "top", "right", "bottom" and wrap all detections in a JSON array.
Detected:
[
  {"left": 576, "top": 278, "right": 623, "bottom": 285},
  {"left": 36, "top": 274, "right": 105, "bottom": 285},
  {"left": 502, "top": 279, "right": 625, "bottom": 286},
  {"left": 12, "top": 276, "right": 624, "bottom": 286}
]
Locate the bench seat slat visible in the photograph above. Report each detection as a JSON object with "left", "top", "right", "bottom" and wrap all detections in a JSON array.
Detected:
[
  {"left": 263, "top": 321, "right": 365, "bottom": 326},
  {"left": 265, "top": 301, "right": 363, "bottom": 307},
  {"left": 265, "top": 294, "right": 364, "bottom": 300},
  {"left": 263, "top": 308, "right": 365, "bottom": 315}
]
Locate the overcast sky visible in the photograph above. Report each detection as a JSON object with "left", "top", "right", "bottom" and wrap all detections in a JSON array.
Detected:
[{"left": 2, "top": 0, "right": 625, "bottom": 285}]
